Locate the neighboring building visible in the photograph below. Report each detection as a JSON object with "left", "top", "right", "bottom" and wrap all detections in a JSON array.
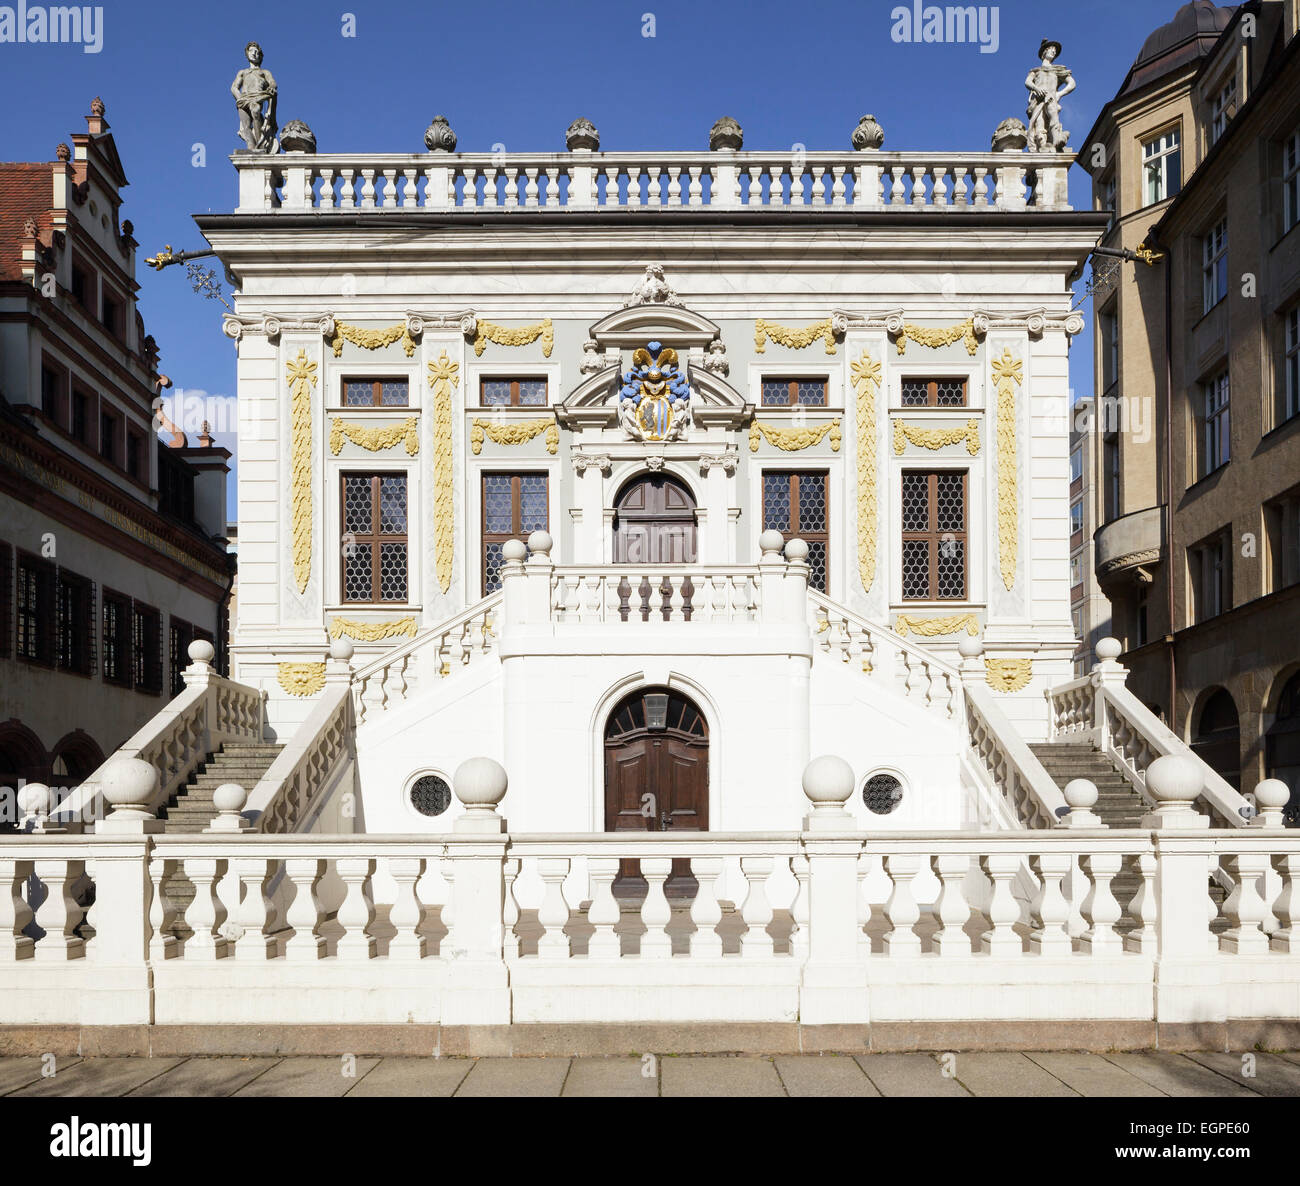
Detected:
[
  {"left": 1083, "top": 0, "right": 1300, "bottom": 811},
  {"left": 0, "top": 99, "right": 231, "bottom": 817},
  {"left": 1069, "top": 394, "right": 1112, "bottom": 673}
]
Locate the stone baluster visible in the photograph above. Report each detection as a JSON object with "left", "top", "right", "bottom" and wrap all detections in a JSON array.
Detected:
[
  {"left": 0, "top": 857, "right": 34, "bottom": 961},
  {"left": 439, "top": 860, "right": 455, "bottom": 953},
  {"left": 932, "top": 166, "right": 949, "bottom": 206},
  {"left": 1124, "top": 851, "right": 1158, "bottom": 954},
  {"left": 626, "top": 165, "right": 642, "bottom": 206},
  {"left": 640, "top": 857, "right": 674, "bottom": 958},
  {"left": 789, "top": 166, "right": 804, "bottom": 206},
  {"left": 523, "top": 167, "right": 539, "bottom": 207},
  {"left": 972, "top": 168, "right": 989, "bottom": 207},
  {"left": 1271, "top": 852, "right": 1299, "bottom": 953},
  {"left": 909, "top": 164, "right": 927, "bottom": 205},
  {"left": 503, "top": 166, "right": 520, "bottom": 207},
  {"left": 1220, "top": 851, "right": 1271, "bottom": 955},
  {"left": 586, "top": 857, "right": 621, "bottom": 958},
  {"left": 882, "top": 854, "right": 922, "bottom": 956},
  {"left": 148, "top": 856, "right": 176, "bottom": 962},
  {"left": 1029, "top": 852, "right": 1072, "bottom": 955},
  {"left": 319, "top": 168, "right": 335, "bottom": 208},
  {"left": 856, "top": 852, "right": 873, "bottom": 957},
  {"left": 359, "top": 168, "right": 376, "bottom": 208},
  {"left": 182, "top": 857, "right": 228, "bottom": 961},
  {"left": 283, "top": 857, "right": 325, "bottom": 961},
  {"left": 545, "top": 167, "right": 561, "bottom": 205},
  {"left": 688, "top": 165, "right": 703, "bottom": 206},
  {"left": 667, "top": 167, "right": 683, "bottom": 206},
  {"left": 501, "top": 857, "right": 521, "bottom": 959},
  {"left": 980, "top": 852, "right": 1022, "bottom": 956},
  {"left": 810, "top": 166, "right": 825, "bottom": 205},
  {"left": 790, "top": 854, "right": 811, "bottom": 960},
  {"left": 380, "top": 168, "right": 397, "bottom": 208},
  {"left": 931, "top": 852, "right": 972, "bottom": 957},
  {"left": 234, "top": 856, "right": 276, "bottom": 959},
  {"left": 1080, "top": 852, "right": 1122, "bottom": 955},
  {"left": 336, "top": 857, "right": 377, "bottom": 960},
  {"left": 739, "top": 856, "right": 775, "bottom": 958},
  {"left": 338, "top": 167, "right": 356, "bottom": 208},
  {"left": 647, "top": 167, "right": 662, "bottom": 205},
  {"left": 461, "top": 166, "right": 478, "bottom": 208},
  {"left": 537, "top": 856, "right": 571, "bottom": 959},
  {"left": 603, "top": 165, "right": 619, "bottom": 205},
  {"left": 690, "top": 856, "right": 724, "bottom": 958},
  {"left": 950, "top": 166, "right": 968, "bottom": 206}
]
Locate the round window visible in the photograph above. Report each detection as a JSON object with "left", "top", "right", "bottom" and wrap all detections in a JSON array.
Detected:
[
  {"left": 409, "top": 775, "right": 452, "bottom": 817},
  {"left": 863, "top": 773, "right": 904, "bottom": 815}
]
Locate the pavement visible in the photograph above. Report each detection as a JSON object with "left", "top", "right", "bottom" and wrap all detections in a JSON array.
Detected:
[{"left": 2, "top": 1050, "right": 1298, "bottom": 1096}]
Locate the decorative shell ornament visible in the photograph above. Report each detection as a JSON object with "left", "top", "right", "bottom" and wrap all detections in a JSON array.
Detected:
[
  {"left": 424, "top": 114, "right": 457, "bottom": 153},
  {"left": 851, "top": 114, "right": 885, "bottom": 151},
  {"left": 709, "top": 116, "right": 743, "bottom": 151},
  {"left": 619, "top": 341, "right": 692, "bottom": 443},
  {"left": 566, "top": 117, "right": 600, "bottom": 151}
]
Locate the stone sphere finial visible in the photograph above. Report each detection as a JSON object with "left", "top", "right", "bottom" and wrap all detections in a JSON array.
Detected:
[
  {"left": 709, "top": 116, "right": 743, "bottom": 151},
  {"left": 1255, "top": 779, "right": 1290, "bottom": 812},
  {"left": 784, "top": 537, "right": 809, "bottom": 562},
  {"left": 1145, "top": 754, "right": 1203, "bottom": 804},
  {"left": 802, "top": 755, "right": 855, "bottom": 807},
  {"left": 329, "top": 636, "right": 354, "bottom": 663},
  {"left": 453, "top": 757, "right": 508, "bottom": 811},
  {"left": 1095, "top": 637, "right": 1123, "bottom": 663},
  {"left": 957, "top": 634, "right": 984, "bottom": 660},
  {"left": 56, "top": 143, "right": 71, "bottom": 162},
  {"left": 566, "top": 117, "right": 599, "bottom": 151},
  {"left": 424, "top": 114, "right": 457, "bottom": 153},
  {"left": 101, "top": 758, "right": 159, "bottom": 819},
  {"left": 213, "top": 783, "right": 248, "bottom": 815},
  {"left": 851, "top": 114, "right": 885, "bottom": 151},
  {"left": 280, "top": 119, "right": 317, "bottom": 153},
  {"left": 502, "top": 538, "right": 528, "bottom": 563},
  {"left": 1063, "top": 778, "right": 1098, "bottom": 811},
  {"left": 188, "top": 638, "right": 216, "bottom": 665},
  {"left": 526, "top": 529, "right": 553, "bottom": 557},
  {"left": 17, "top": 783, "right": 51, "bottom": 820},
  {"left": 991, "top": 117, "right": 1028, "bottom": 152},
  {"left": 759, "top": 529, "right": 785, "bottom": 557}
]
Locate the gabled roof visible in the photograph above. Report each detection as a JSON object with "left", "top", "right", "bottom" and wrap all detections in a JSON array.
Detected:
[{"left": 0, "top": 163, "right": 53, "bottom": 280}]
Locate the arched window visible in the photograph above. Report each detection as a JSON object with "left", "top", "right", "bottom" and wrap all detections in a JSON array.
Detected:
[
  {"left": 49, "top": 731, "right": 104, "bottom": 787},
  {"left": 612, "top": 474, "right": 697, "bottom": 564},
  {"left": 1267, "top": 672, "right": 1300, "bottom": 825},
  {"left": 0, "top": 722, "right": 48, "bottom": 835},
  {"left": 1191, "top": 688, "right": 1241, "bottom": 791}
]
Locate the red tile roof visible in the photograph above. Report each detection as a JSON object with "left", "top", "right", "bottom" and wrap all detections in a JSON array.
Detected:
[{"left": 0, "top": 162, "right": 54, "bottom": 280}]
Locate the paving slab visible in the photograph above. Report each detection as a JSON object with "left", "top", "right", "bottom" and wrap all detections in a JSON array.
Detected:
[
  {"left": 344, "top": 1058, "right": 473, "bottom": 1097},
  {"left": 11, "top": 1057, "right": 182, "bottom": 1097},
  {"left": 774, "top": 1055, "right": 879, "bottom": 1096},
  {"left": 854, "top": 1053, "right": 971, "bottom": 1096},
  {"left": 1103, "top": 1052, "right": 1259, "bottom": 1098},
  {"left": 231, "top": 1057, "right": 380, "bottom": 1097},
  {"left": 562, "top": 1057, "right": 660, "bottom": 1097},
  {"left": 1024, "top": 1051, "right": 1163, "bottom": 1096},
  {"left": 127, "top": 1058, "right": 282, "bottom": 1097},
  {"left": 949, "top": 1051, "right": 1079, "bottom": 1097},
  {"left": 0, "top": 1057, "right": 82, "bottom": 1095},
  {"left": 455, "top": 1057, "right": 571, "bottom": 1097},
  {"left": 661, "top": 1056, "right": 785, "bottom": 1097},
  {"left": 1183, "top": 1051, "right": 1300, "bottom": 1097}
]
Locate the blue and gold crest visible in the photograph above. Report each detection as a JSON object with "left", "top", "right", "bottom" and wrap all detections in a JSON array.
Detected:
[{"left": 619, "top": 340, "right": 690, "bottom": 442}]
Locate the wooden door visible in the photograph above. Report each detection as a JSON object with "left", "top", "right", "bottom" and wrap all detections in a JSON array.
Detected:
[{"left": 612, "top": 475, "right": 697, "bottom": 564}]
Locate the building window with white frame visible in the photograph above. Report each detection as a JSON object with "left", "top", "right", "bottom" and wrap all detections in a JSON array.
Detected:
[
  {"left": 1142, "top": 128, "right": 1181, "bottom": 205},
  {"left": 1202, "top": 217, "right": 1228, "bottom": 313},
  {"left": 342, "top": 473, "right": 409, "bottom": 603},
  {"left": 1284, "top": 129, "right": 1300, "bottom": 233},
  {"left": 1200, "top": 370, "right": 1230, "bottom": 477},
  {"left": 1209, "top": 74, "right": 1236, "bottom": 144}
]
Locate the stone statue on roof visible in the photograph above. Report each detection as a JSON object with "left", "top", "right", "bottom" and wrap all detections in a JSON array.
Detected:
[
  {"left": 1025, "top": 39, "right": 1075, "bottom": 152},
  {"left": 232, "top": 41, "right": 278, "bottom": 153}
]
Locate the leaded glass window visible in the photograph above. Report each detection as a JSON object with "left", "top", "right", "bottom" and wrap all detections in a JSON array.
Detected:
[
  {"left": 760, "top": 378, "right": 828, "bottom": 407},
  {"left": 900, "top": 378, "right": 967, "bottom": 407},
  {"left": 343, "top": 378, "right": 409, "bottom": 407},
  {"left": 410, "top": 775, "right": 452, "bottom": 817},
  {"left": 762, "top": 470, "right": 829, "bottom": 592},
  {"left": 901, "top": 470, "right": 968, "bottom": 601},
  {"left": 480, "top": 377, "right": 548, "bottom": 406},
  {"left": 341, "top": 473, "right": 408, "bottom": 602},
  {"left": 482, "top": 472, "right": 549, "bottom": 593}
]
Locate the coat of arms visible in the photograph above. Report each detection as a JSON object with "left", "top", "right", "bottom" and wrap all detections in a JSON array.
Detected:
[{"left": 619, "top": 341, "right": 691, "bottom": 442}]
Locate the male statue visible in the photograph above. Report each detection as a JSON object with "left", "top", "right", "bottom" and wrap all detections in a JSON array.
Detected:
[
  {"left": 1025, "top": 39, "right": 1075, "bottom": 152},
  {"left": 232, "top": 41, "right": 278, "bottom": 153}
]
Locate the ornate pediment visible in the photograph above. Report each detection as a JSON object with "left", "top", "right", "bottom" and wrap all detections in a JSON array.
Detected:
[{"left": 588, "top": 303, "right": 720, "bottom": 351}]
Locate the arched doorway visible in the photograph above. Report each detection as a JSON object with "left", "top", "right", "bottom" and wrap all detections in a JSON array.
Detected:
[
  {"left": 0, "top": 722, "right": 47, "bottom": 836},
  {"left": 1267, "top": 671, "right": 1300, "bottom": 825},
  {"left": 50, "top": 731, "right": 104, "bottom": 786},
  {"left": 612, "top": 474, "right": 697, "bottom": 564},
  {"left": 604, "top": 686, "right": 708, "bottom": 890},
  {"left": 1191, "top": 687, "right": 1241, "bottom": 791}
]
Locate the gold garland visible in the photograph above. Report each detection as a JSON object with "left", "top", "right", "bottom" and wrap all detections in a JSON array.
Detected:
[
  {"left": 330, "top": 321, "right": 416, "bottom": 358},
  {"left": 329, "top": 416, "right": 420, "bottom": 456},
  {"left": 428, "top": 351, "right": 458, "bottom": 593},
  {"left": 470, "top": 416, "right": 559, "bottom": 455},
  {"left": 748, "top": 418, "right": 841, "bottom": 453},
  {"left": 287, "top": 350, "right": 317, "bottom": 595},
  {"left": 754, "top": 318, "right": 837, "bottom": 355},
  {"left": 894, "top": 319, "right": 979, "bottom": 357},
  {"left": 277, "top": 662, "right": 326, "bottom": 697},
  {"left": 328, "top": 616, "right": 418, "bottom": 642},
  {"left": 473, "top": 318, "right": 553, "bottom": 358},
  {"left": 891, "top": 417, "right": 980, "bottom": 456},
  {"left": 851, "top": 353, "right": 880, "bottom": 594},
  {"left": 992, "top": 349, "right": 1022, "bottom": 591},
  {"left": 985, "top": 656, "right": 1032, "bottom": 693},
  {"left": 894, "top": 613, "right": 979, "bottom": 638}
]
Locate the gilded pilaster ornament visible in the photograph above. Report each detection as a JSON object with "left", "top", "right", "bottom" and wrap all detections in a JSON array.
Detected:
[
  {"left": 747, "top": 418, "right": 841, "bottom": 453},
  {"left": 985, "top": 656, "right": 1032, "bottom": 693},
  {"left": 427, "top": 351, "right": 459, "bottom": 593},
  {"left": 286, "top": 350, "right": 317, "bottom": 594},
  {"left": 891, "top": 418, "right": 980, "bottom": 456},
  {"left": 329, "top": 321, "right": 417, "bottom": 358},
  {"left": 277, "top": 662, "right": 326, "bottom": 697},
  {"left": 472, "top": 317, "right": 554, "bottom": 358},
  {"left": 894, "top": 318, "right": 979, "bottom": 356},
  {"left": 893, "top": 612, "right": 979, "bottom": 638},
  {"left": 992, "top": 348, "right": 1022, "bottom": 591},
  {"left": 754, "top": 317, "right": 838, "bottom": 355},
  {"left": 470, "top": 416, "right": 559, "bottom": 454},
  {"left": 328, "top": 616, "right": 418, "bottom": 642},
  {"left": 329, "top": 416, "right": 420, "bottom": 456},
  {"left": 851, "top": 352, "right": 880, "bottom": 593}
]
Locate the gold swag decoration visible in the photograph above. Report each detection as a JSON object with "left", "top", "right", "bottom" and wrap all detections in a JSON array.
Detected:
[
  {"left": 328, "top": 616, "right": 418, "bottom": 642},
  {"left": 471, "top": 416, "right": 559, "bottom": 455},
  {"left": 427, "top": 351, "right": 459, "bottom": 593},
  {"left": 892, "top": 418, "right": 980, "bottom": 456},
  {"left": 754, "top": 318, "right": 837, "bottom": 355},
  {"left": 851, "top": 353, "right": 880, "bottom": 594},
  {"left": 278, "top": 662, "right": 326, "bottom": 697},
  {"left": 894, "top": 613, "right": 979, "bottom": 638},
  {"left": 330, "top": 321, "right": 417, "bottom": 358},
  {"left": 985, "top": 656, "right": 1032, "bottom": 693},
  {"left": 894, "top": 319, "right": 979, "bottom": 357},
  {"left": 329, "top": 416, "right": 420, "bottom": 456},
  {"left": 992, "top": 348, "right": 1022, "bottom": 591},
  {"left": 473, "top": 317, "right": 554, "bottom": 358},
  {"left": 286, "top": 350, "right": 317, "bottom": 594},
  {"left": 748, "top": 419, "right": 841, "bottom": 453}
]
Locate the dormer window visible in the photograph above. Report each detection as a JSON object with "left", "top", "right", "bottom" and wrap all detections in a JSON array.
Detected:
[{"left": 1210, "top": 75, "right": 1236, "bottom": 145}]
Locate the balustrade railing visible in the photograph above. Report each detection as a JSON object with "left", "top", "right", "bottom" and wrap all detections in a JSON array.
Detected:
[
  {"left": 550, "top": 566, "right": 761, "bottom": 626},
  {"left": 235, "top": 150, "right": 1073, "bottom": 215}
]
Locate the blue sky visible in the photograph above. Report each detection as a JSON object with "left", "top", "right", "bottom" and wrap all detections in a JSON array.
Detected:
[{"left": 1, "top": 0, "right": 1190, "bottom": 517}]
